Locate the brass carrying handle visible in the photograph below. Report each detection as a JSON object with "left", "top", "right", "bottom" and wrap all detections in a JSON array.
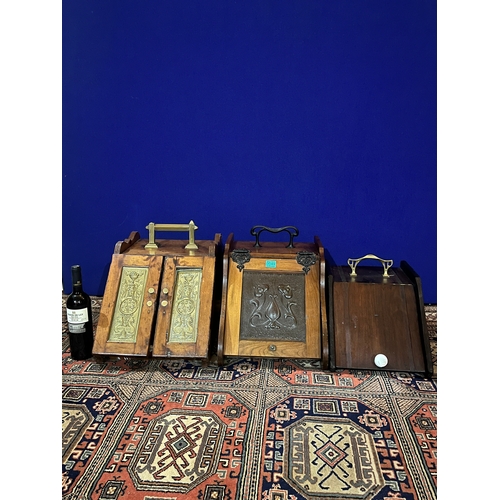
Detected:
[
  {"left": 250, "top": 225, "right": 299, "bottom": 248},
  {"left": 348, "top": 254, "right": 393, "bottom": 278},
  {"left": 144, "top": 220, "right": 198, "bottom": 250}
]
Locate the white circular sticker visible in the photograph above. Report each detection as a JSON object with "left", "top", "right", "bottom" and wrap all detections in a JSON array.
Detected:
[{"left": 374, "top": 353, "right": 388, "bottom": 368}]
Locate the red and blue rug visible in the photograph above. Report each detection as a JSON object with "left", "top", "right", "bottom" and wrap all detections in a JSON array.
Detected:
[{"left": 62, "top": 298, "right": 437, "bottom": 500}]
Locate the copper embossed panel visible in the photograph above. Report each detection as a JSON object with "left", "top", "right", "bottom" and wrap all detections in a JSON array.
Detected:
[
  {"left": 108, "top": 266, "right": 148, "bottom": 343},
  {"left": 169, "top": 268, "right": 202, "bottom": 343},
  {"left": 239, "top": 271, "right": 306, "bottom": 342}
]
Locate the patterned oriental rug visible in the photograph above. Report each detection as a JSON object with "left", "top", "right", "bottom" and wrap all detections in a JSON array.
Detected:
[{"left": 62, "top": 296, "right": 437, "bottom": 500}]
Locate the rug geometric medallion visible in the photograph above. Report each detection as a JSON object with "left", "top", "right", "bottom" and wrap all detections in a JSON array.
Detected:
[{"left": 62, "top": 297, "right": 437, "bottom": 500}]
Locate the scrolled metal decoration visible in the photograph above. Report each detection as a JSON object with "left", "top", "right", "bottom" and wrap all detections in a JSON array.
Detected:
[
  {"left": 296, "top": 251, "right": 317, "bottom": 274},
  {"left": 230, "top": 249, "right": 251, "bottom": 271},
  {"left": 250, "top": 225, "right": 299, "bottom": 248}
]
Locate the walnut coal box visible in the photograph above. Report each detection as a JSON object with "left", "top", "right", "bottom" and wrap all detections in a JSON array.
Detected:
[
  {"left": 93, "top": 221, "right": 222, "bottom": 361},
  {"left": 217, "top": 226, "right": 329, "bottom": 368}
]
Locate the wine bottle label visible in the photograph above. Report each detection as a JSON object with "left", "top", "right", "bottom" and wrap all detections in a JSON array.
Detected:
[
  {"left": 67, "top": 308, "right": 89, "bottom": 325},
  {"left": 69, "top": 323, "right": 86, "bottom": 334},
  {"left": 67, "top": 308, "right": 89, "bottom": 323}
]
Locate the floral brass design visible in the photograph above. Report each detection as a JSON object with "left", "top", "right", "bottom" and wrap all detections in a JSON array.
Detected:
[
  {"left": 108, "top": 267, "right": 148, "bottom": 343},
  {"left": 169, "top": 268, "right": 202, "bottom": 343},
  {"left": 240, "top": 271, "right": 306, "bottom": 342}
]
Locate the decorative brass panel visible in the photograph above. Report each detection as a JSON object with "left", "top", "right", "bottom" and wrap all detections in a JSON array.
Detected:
[
  {"left": 239, "top": 271, "right": 306, "bottom": 342},
  {"left": 169, "top": 268, "right": 203, "bottom": 343},
  {"left": 108, "top": 267, "right": 149, "bottom": 343}
]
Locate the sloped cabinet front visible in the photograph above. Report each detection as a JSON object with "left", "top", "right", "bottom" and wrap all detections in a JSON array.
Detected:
[
  {"left": 223, "top": 257, "right": 321, "bottom": 360},
  {"left": 218, "top": 231, "right": 328, "bottom": 367},
  {"left": 329, "top": 260, "right": 432, "bottom": 376},
  {"left": 93, "top": 254, "right": 163, "bottom": 357},
  {"left": 152, "top": 255, "right": 216, "bottom": 359}
]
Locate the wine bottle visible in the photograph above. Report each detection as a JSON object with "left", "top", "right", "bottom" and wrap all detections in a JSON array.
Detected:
[{"left": 66, "top": 265, "right": 94, "bottom": 360}]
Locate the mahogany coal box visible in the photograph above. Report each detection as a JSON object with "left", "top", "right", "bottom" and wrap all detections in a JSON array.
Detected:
[{"left": 328, "top": 255, "right": 433, "bottom": 377}]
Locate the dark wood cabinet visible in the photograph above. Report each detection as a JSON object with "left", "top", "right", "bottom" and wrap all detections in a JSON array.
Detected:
[{"left": 328, "top": 256, "right": 432, "bottom": 377}]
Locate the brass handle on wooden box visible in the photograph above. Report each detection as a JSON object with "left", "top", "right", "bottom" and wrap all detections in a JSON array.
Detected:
[
  {"left": 144, "top": 220, "right": 198, "bottom": 250},
  {"left": 250, "top": 225, "right": 299, "bottom": 248},
  {"left": 348, "top": 254, "right": 393, "bottom": 278}
]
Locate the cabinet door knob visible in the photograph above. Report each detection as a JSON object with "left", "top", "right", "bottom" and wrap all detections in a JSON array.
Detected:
[{"left": 374, "top": 353, "right": 388, "bottom": 368}]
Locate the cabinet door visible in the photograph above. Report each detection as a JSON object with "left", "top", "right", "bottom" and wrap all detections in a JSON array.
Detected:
[
  {"left": 223, "top": 257, "right": 321, "bottom": 359},
  {"left": 93, "top": 254, "right": 163, "bottom": 357},
  {"left": 151, "top": 255, "right": 216, "bottom": 359},
  {"left": 333, "top": 281, "right": 425, "bottom": 372}
]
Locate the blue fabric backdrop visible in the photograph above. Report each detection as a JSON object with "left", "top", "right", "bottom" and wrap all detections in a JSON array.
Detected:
[{"left": 62, "top": 0, "right": 437, "bottom": 302}]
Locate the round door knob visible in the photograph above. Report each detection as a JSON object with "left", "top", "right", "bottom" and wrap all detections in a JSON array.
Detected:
[
  {"left": 148, "top": 287, "right": 155, "bottom": 294},
  {"left": 161, "top": 300, "right": 168, "bottom": 307},
  {"left": 374, "top": 353, "right": 388, "bottom": 368},
  {"left": 146, "top": 300, "right": 153, "bottom": 307},
  {"left": 269, "top": 344, "right": 277, "bottom": 352}
]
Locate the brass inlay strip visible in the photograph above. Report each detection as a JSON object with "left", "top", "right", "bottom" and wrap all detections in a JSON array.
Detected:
[
  {"left": 108, "top": 266, "right": 148, "bottom": 343},
  {"left": 169, "top": 268, "right": 202, "bottom": 343}
]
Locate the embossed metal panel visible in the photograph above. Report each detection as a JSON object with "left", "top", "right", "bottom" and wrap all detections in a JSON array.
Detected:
[
  {"left": 218, "top": 234, "right": 328, "bottom": 366},
  {"left": 94, "top": 234, "right": 220, "bottom": 360},
  {"left": 93, "top": 253, "right": 163, "bottom": 357},
  {"left": 152, "top": 253, "right": 217, "bottom": 359},
  {"left": 169, "top": 268, "right": 203, "bottom": 343},
  {"left": 108, "top": 266, "right": 149, "bottom": 343},
  {"left": 239, "top": 271, "right": 306, "bottom": 342}
]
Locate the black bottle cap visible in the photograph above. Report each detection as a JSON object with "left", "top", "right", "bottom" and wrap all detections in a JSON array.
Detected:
[{"left": 71, "top": 265, "right": 82, "bottom": 286}]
